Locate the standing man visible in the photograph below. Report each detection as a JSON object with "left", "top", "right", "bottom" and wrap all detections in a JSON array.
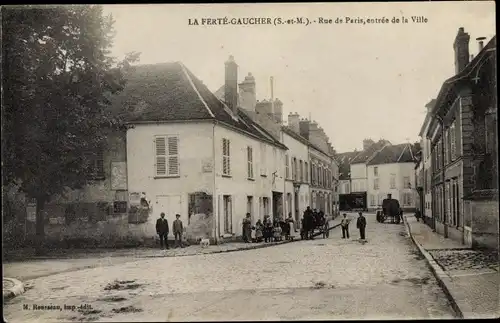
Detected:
[
  {"left": 303, "top": 206, "right": 314, "bottom": 240},
  {"left": 156, "top": 212, "right": 169, "bottom": 250},
  {"left": 340, "top": 213, "right": 350, "bottom": 239},
  {"left": 356, "top": 212, "right": 367, "bottom": 242},
  {"left": 173, "top": 214, "right": 184, "bottom": 248},
  {"left": 242, "top": 213, "right": 252, "bottom": 243}
]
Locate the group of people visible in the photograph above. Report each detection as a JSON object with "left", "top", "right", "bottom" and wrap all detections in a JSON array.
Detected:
[
  {"left": 242, "top": 213, "right": 297, "bottom": 243},
  {"left": 340, "top": 212, "right": 367, "bottom": 241},
  {"left": 155, "top": 213, "right": 184, "bottom": 249},
  {"left": 300, "top": 206, "right": 328, "bottom": 240}
]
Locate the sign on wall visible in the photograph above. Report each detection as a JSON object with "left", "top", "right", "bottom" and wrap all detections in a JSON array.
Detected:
[
  {"left": 111, "top": 162, "right": 127, "bottom": 190},
  {"left": 202, "top": 159, "right": 213, "bottom": 173}
]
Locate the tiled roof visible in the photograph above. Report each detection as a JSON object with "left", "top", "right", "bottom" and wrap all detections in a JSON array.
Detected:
[
  {"left": 366, "top": 143, "right": 418, "bottom": 165},
  {"left": 112, "top": 62, "right": 285, "bottom": 149},
  {"left": 350, "top": 140, "right": 390, "bottom": 164},
  {"left": 336, "top": 151, "right": 360, "bottom": 180}
]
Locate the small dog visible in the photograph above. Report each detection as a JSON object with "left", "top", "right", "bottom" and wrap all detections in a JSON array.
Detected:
[{"left": 199, "top": 238, "right": 210, "bottom": 248}]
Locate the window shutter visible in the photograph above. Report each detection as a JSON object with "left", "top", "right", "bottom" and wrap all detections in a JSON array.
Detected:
[
  {"left": 155, "top": 137, "right": 167, "bottom": 176},
  {"left": 450, "top": 124, "right": 456, "bottom": 161},
  {"left": 222, "top": 139, "right": 230, "bottom": 175},
  {"left": 168, "top": 136, "right": 179, "bottom": 175}
]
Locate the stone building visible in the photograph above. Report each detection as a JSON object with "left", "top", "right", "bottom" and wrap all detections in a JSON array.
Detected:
[{"left": 426, "top": 28, "right": 497, "bottom": 250}]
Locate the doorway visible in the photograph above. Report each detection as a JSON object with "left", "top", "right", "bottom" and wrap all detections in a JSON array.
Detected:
[
  {"left": 294, "top": 191, "right": 299, "bottom": 226},
  {"left": 272, "top": 191, "right": 283, "bottom": 220},
  {"left": 247, "top": 196, "right": 253, "bottom": 222},
  {"left": 223, "top": 195, "right": 232, "bottom": 234}
]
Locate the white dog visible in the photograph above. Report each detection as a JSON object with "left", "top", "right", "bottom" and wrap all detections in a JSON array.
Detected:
[{"left": 199, "top": 238, "right": 210, "bottom": 248}]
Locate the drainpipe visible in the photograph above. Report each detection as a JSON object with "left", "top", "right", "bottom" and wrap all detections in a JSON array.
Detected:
[{"left": 436, "top": 115, "right": 448, "bottom": 238}]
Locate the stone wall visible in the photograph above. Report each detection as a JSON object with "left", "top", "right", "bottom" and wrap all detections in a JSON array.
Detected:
[{"left": 470, "top": 199, "right": 499, "bottom": 251}]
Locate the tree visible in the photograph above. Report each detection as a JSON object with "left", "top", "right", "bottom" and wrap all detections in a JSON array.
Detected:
[{"left": 2, "top": 5, "right": 140, "bottom": 251}]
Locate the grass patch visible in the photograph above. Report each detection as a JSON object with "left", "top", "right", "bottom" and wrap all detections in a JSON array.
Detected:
[
  {"left": 311, "top": 281, "right": 335, "bottom": 289},
  {"left": 104, "top": 280, "right": 142, "bottom": 291},
  {"left": 112, "top": 305, "right": 143, "bottom": 314},
  {"left": 98, "top": 296, "right": 127, "bottom": 302}
]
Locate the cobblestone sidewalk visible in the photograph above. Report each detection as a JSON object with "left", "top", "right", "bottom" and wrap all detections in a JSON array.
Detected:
[{"left": 405, "top": 215, "right": 500, "bottom": 319}]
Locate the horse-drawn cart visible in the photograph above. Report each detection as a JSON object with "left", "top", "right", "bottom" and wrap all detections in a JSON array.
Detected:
[
  {"left": 376, "top": 198, "right": 403, "bottom": 224},
  {"left": 300, "top": 215, "right": 330, "bottom": 239}
]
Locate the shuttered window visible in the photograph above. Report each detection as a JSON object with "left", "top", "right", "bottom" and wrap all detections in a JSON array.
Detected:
[
  {"left": 222, "top": 138, "right": 231, "bottom": 176},
  {"left": 155, "top": 136, "right": 179, "bottom": 177},
  {"left": 247, "top": 146, "right": 253, "bottom": 179},
  {"left": 450, "top": 122, "right": 456, "bottom": 161},
  {"left": 285, "top": 155, "right": 289, "bottom": 179}
]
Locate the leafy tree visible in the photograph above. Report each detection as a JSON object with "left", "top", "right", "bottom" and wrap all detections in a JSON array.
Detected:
[{"left": 2, "top": 5, "right": 140, "bottom": 250}]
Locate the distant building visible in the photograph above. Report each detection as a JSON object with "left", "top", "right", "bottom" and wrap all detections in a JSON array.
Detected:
[
  {"left": 416, "top": 99, "right": 436, "bottom": 226},
  {"left": 366, "top": 143, "right": 418, "bottom": 212}
]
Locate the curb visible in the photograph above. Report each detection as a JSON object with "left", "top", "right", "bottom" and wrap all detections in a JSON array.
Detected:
[
  {"left": 403, "top": 216, "right": 464, "bottom": 319},
  {"left": 3, "top": 278, "right": 25, "bottom": 303}
]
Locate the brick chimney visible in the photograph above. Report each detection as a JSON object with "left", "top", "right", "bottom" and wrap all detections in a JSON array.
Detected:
[
  {"left": 225, "top": 55, "right": 238, "bottom": 114},
  {"left": 239, "top": 72, "right": 256, "bottom": 114},
  {"left": 453, "top": 27, "right": 470, "bottom": 74},
  {"left": 287, "top": 112, "right": 300, "bottom": 133},
  {"left": 299, "top": 119, "right": 310, "bottom": 139},
  {"left": 273, "top": 98, "right": 283, "bottom": 124}
]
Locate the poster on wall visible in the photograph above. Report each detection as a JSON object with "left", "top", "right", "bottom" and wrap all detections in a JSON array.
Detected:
[{"left": 111, "top": 162, "right": 127, "bottom": 190}]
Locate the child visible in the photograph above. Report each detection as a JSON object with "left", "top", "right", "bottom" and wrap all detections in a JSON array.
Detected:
[
  {"left": 273, "top": 222, "right": 282, "bottom": 242},
  {"left": 254, "top": 219, "right": 263, "bottom": 243}
]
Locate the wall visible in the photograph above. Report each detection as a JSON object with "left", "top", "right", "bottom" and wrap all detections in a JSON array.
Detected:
[
  {"left": 339, "top": 180, "right": 351, "bottom": 194},
  {"left": 350, "top": 163, "right": 367, "bottom": 192},
  {"left": 41, "top": 131, "right": 142, "bottom": 245},
  {"left": 470, "top": 199, "right": 499, "bottom": 251},
  {"left": 283, "top": 131, "right": 310, "bottom": 222},
  {"left": 367, "top": 163, "right": 417, "bottom": 211},
  {"left": 214, "top": 123, "right": 285, "bottom": 239},
  {"left": 127, "top": 122, "right": 215, "bottom": 240}
]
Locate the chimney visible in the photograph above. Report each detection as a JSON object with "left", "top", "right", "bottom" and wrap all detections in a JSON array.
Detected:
[
  {"left": 273, "top": 98, "right": 283, "bottom": 124},
  {"left": 287, "top": 112, "right": 300, "bottom": 133},
  {"left": 476, "top": 36, "right": 486, "bottom": 52},
  {"left": 363, "top": 138, "right": 375, "bottom": 151},
  {"left": 225, "top": 55, "right": 238, "bottom": 114},
  {"left": 238, "top": 72, "right": 256, "bottom": 114},
  {"left": 453, "top": 27, "right": 470, "bottom": 74},
  {"left": 299, "top": 119, "right": 310, "bottom": 139},
  {"left": 425, "top": 99, "right": 436, "bottom": 113}
]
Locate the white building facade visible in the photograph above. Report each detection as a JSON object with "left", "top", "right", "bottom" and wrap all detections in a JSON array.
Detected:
[
  {"left": 366, "top": 163, "right": 417, "bottom": 211},
  {"left": 282, "top": 128, "right": 310, "bottom": 225}
]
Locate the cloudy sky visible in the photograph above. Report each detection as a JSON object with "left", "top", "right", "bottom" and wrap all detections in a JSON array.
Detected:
[{"left": 103, "top": 2, "right": 495, "bottom": 153}]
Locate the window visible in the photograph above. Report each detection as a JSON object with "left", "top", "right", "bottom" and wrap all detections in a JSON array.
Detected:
[
  {"left": 344, "top": 182, "right": 350, "bottom": 193},
  {"left": 444, "top": 130, "right": 449, "bottom": 165},
  {"left": 450, "top": 122, "right": 456, "bottom": 161},
  {"left": 299, "top": 160, "right": 303, "bottom": 182},
  {"left": 353, "top": 182, "right": 358, "bottom": 192},
  {"left": 390, "top": 174, "right": 396, "bottom": 189},
  {"left": 260, "top": 144, "right": 267, "bottom": 176},
  {"left": 370, "top": 194, "right": 375, "bottom": 206},
  {"left": 88, "top": 149, "right": 105, "bottom": 180},
  {"left": 285, "top": 155, "right": 290, "bottom": 179},
  {"left": 373, "top": 178, "right": 379, "bottom": 190},
  {"left": 403, "top": 176, "right": 411, "bottom": 189},
  {"left": 223, "top": 195, "right": 232, "bottom": 234},
  {"left": 222, "top": 138, "right": 231, "bottom": 176},
  {"left": 403, "top": 192, "right": 413, "bottom": 206},
  {"left": 155, "top": 136, "right": 179, "bottom": 177},
  {"left": 247, "top": 146, "right": 253, "bottom": 179},
  {"left": 305, "top": 162, "right": 308, "bottom": 182},
  {"left": 374, "top": 167, "right": 378, "bottom": 176},
  {"left": 273, "top": 148, "right": 277, "bottom": 172}
]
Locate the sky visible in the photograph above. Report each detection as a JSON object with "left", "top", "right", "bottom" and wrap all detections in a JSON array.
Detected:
[{"left": 103, "top": 2, "right": 495, "bottom": 153}]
